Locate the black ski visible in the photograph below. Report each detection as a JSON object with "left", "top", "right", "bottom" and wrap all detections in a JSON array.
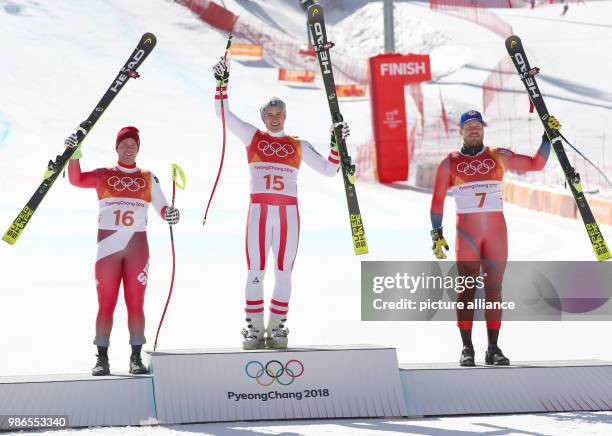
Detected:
[
  {"left": 505, "top": 35, "right": 610, "bottom": 261},
  {"left": 3, "top": 33, "right": 157, "bottom": 245},
  {"left": 307, "top": 4, "right": 368, "bottom": 255}
]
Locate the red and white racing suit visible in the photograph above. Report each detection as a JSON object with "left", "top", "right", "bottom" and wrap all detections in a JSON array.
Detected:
[
  {"left": 68, "top": 160, "right": 169, "bottom": 346},
  {"left": 215, "top": 86, "right": 339, "bottom": 322},
  {"left": 430, "top": 143, "right": 549, "bottom": 330}
]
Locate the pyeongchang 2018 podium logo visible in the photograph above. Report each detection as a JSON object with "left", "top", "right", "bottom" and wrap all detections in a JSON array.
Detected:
[
  {"left": 245, "top": 359, "right": 304, "bottom": 386},
  {"left": 227, "top": 359, "right": 332, "bottom": 403}
]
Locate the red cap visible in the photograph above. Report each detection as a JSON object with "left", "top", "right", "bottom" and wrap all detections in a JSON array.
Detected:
[{"left": 116, "top": 126, "right": 140, "bottom": 149}]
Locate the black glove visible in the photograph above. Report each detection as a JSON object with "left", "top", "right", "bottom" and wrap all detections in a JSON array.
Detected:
[{"left": 212, "top": 58, "right": 229, "bottom": 82}]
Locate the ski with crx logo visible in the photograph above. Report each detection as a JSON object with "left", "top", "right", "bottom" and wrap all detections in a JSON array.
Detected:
[
  {"left": 506, "top": 35, "right": 610, "bottom": 261},
  {"left": 307, "top": 4, "right": 368, "bottom": 255},
  {"left": 3, "top": 32, "right": 157, "bottom": 245}
]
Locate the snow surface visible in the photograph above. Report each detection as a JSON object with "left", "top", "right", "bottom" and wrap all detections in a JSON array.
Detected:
[
  {"left": 20, "top": 412, "right": 612, "bottom": 436},
  {"left": 0, "top": 0, "right": 611, "bottom": 434}
]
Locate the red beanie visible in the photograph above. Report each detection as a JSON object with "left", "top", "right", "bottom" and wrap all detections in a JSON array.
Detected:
[{"left": 116, "top": 126, "right": 140, "bottom": 149}]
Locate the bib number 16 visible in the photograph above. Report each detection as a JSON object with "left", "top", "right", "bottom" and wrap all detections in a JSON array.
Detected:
[{"left": 113, "top": 210, "right": 134, "bottom": 226}]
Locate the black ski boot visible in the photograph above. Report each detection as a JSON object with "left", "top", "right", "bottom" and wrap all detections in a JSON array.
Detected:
[
  {"left": 129, "top": 346, "right": 147, "bottom": 375},
  {"left": 92, "top": 355, "right": 110, "bottom": 376},
  {"left": 485, "top": 344, "right": 510, "bottom": 366},
  {"left": 460, "top": 346, "right": 475, "bottom": 367}
]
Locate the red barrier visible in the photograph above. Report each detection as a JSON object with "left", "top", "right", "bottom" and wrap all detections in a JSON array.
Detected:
[
  {"left": 369, "top": 54, "right": 431, "bottom": 182},
  {"left": 177, "top": 0, "right": 237, "bottom": 32},
  {"left": 429, "top": 0, "right": 513, "bottom": 38},
  {"left": 429, "top": 0, "right": 549, "bottom": 8}
]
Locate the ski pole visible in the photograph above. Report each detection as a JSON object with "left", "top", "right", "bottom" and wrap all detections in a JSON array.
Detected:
[
  {"left": 153, "top": 163, "right": 187, "bottom": 351},
  {"left": 203, "top": 32, "right": 233, "bottom": 226},
  {"left": 558, "top": 132, "right": 611, "bottom": 186}
]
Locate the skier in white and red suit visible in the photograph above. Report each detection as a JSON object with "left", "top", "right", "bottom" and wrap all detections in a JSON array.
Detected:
[
  {"left": 212, "top": 59, "right": 348, "bottom": 350},
  {"left": 65, "top": 126, "right": 180, "bottom": 376},
  {"left": 430, "top": 110, "right": 558, "bottom": 367}
]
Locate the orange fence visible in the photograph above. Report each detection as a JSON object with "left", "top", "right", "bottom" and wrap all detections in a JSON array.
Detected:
[
  {"left": 336, "top": 84, "right": 366, "bottom": 98},
  {"left": 278, "top": 68, "right": 315, "bottom": 83},
  {"left": 229, "top": 43, "right": 263, "bottom": 59},
  {"left": 503, "top": 180, "right": 612, "bottom": 225}
]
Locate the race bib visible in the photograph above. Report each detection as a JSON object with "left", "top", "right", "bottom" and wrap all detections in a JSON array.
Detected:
[
  {"left": 98, "top": 197, "right": 149, "bottom": 231},
  {"left": 249, "top": 162, "right": 298, "bottom": 197},
  {"left": 451, "top": 180, "right": 503, "bottom": 214}
]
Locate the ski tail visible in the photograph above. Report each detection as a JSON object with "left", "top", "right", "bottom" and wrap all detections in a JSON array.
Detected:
[
  {"left": 2, "top": 33, "right": 157, "bottom": 245},
  {"left": 505, "top": 35, "right": 610, "bottom": 261}
]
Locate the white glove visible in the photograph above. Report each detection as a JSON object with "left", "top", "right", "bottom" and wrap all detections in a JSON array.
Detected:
[
  {"left": 64, "top": 133, "right": 78, "bottom": 149},
  {"left": 212, "top": 58, "right": 229, "bottom": 81},
  {"left": 331, "top": 121, "right": 350, "bottom": 141},
  {"left": 164, "top": 206, "right": 180, "bottom": 225}
]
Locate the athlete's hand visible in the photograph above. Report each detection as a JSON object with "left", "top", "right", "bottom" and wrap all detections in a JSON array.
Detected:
[
  {"left": 164, "top": 206, "right": 180, "bottom": 225},
  {"left": 547, "top": 116, "right": 561, "bottom": 132},
  {"left": 431, "top": 227, "right": 449, "bottom": 260},
  {"left": 330, "top": 121, "right": 350, "bottom": 141},
  {"left": 212, "top": 58, "right": 229, "bottom": 82},
  {"left": 64, "top": 133, "right": 82, "bottom": 160}
]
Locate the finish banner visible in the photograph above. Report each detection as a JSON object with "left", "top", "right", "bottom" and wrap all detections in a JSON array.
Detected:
[{"left": 368, "top": 53, "right": 431, "bottom": 182}]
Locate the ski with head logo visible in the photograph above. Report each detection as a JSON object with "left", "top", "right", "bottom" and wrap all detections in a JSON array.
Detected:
[
  {"left": 3, "top": 33, "right": 157, "bottom": 245},
  {"left": 307, "top": 4, "right": 368, "bottom": 255},
  {"left": 505, "top": 35, "right": 610, "bottom": 261}
]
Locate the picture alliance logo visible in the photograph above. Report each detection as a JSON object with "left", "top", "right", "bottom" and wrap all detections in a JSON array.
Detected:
[{"left": 245, "top": 359, "right": 304, "bottom": 386}]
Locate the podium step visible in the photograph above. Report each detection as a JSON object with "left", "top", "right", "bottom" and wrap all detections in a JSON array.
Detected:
[
  {"left": 147, "top": 344, "right": 407, "bottom": 424},
  {"left": 399, "top": 359, "right": 612, "bottom": 416},
  {"left": 0, "top": 373, "right": 157, "bottom": 428}
]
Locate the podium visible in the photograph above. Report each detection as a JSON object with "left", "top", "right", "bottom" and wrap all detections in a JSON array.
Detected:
[
  {"left": 1, "top": 351, "right": 609, "bottom": 429},
  {"left": 0, "top": 373, "right": 157, "bottom": 428},
  {"left": 147, "top": 345, "right": 407, "bottom": 424},
  {"left": 400, "top": 360, "right": 612, "bottom": 416}
]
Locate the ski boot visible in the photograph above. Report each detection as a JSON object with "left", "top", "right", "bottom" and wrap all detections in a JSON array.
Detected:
[
  {"left": 241, "top": 318, "right": 265, "bottom": 350},
  {"left": 92, "top": 354, "right": 110, "bottom": 376},
  {"left": 265, "top": 318, "right": 289, "bottom": 349},
  {"left": 460, "top": 346, "right": 475, "bottom": 367},
  {"left": 485, "top": 344, "right": 510, "bottom": 366},
  {"left": 129, "top": 353, "right": 148, "bottom": 375}
]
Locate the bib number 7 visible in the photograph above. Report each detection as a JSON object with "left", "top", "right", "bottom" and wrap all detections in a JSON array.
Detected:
[{"left": 475, "top": 192, "right": 487, "bottom": 208}]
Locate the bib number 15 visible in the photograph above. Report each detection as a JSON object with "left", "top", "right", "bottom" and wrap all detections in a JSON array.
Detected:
[
  {"left": 264, "top": 174, "right": 284, "bottom": 191},
  {"left": 113, "top": 210, "right": 134, "bottom": 226}
]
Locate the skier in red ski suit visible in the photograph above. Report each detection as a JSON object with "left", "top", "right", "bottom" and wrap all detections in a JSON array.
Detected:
[
  {"left": 65, "top": 126, "right": 180, "bottom": 376},
  {"left": 430, "top": 110, "right": 559, "bottom": 366}
]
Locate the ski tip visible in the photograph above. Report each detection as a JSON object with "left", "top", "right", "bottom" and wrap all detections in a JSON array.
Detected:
[
  {"left": 142, "top": 33, "right": 157, "bottom": 47},
  {"left": 307, "top": 3, "right": 323, "bottom": 19},
  {"left": 505, "top": 35, "right": 521, "bottom": 50}
]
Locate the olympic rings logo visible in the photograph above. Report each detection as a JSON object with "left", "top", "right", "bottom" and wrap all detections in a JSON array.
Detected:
[
  {"left": 257, "top": 140, "right": 294, "bottom": 158},
  {"left": 107, "top": 176, "right": 147, "bottom": 192},
  {"left": 245, "top": 359, "right": 304, "bottom": 386},
  {"left": 456, "top": 159, "right": 496, "bottom": 176}
]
